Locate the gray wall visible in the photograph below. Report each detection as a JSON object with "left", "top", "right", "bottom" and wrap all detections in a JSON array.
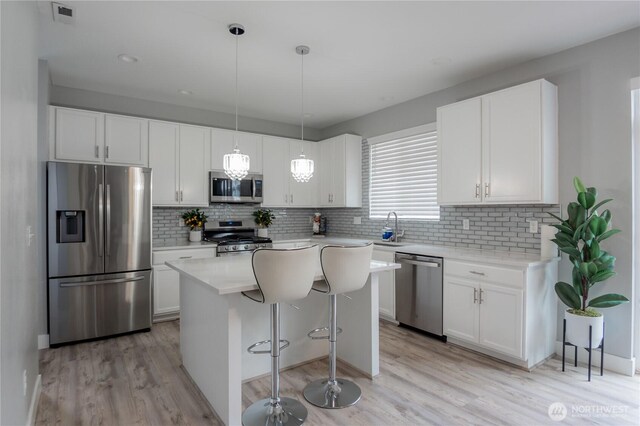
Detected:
[
  {"left": 50, "top": 85, "right": 323, "bottom": 141},
  {"left": 1, "top": 2, "right": 41, "bottom": 424},
  {"left": 322, "top": 28, "right": 640, "bottom": 360},
  {"left": 37, "top": 60, "right": 50, "bottom": 337}
]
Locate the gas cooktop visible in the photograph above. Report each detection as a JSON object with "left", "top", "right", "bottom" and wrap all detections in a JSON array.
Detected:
[{"left": 202, "top": 220, "right": 272, "bottom": 255}]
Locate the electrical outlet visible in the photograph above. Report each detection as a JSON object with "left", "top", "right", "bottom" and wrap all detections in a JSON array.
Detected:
[
  {"left": 22, "top": 370, "right": 27, "bottom": 396},
  {"left": 529, "top": 220, "right": 538, "bottom": 233},
  {"left": 353, "top": 217, "right": 362, "bottom": 225},
  {"left": 462, "top": 219, "right": 470, "bottom": 230}
]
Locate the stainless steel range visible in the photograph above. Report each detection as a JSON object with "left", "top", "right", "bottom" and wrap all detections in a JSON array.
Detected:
[{"left": 203, "top": 219, "right": 272, "bottom": 256}]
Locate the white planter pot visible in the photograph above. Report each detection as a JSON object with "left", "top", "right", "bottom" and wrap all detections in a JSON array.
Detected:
[
  {"left": 257, "top": 228, "right": 268, "bottom": 238},
  {"left": 565, "top": 309, "right": 604, "bottom": 348},
  {"left": 189, "top": 230, "right": 202, "bottom": 242}
]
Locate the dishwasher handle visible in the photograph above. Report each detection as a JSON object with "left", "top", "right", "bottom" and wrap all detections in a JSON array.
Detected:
[{"left": 396, "top": 255, "right": 441, "bottom": 268}]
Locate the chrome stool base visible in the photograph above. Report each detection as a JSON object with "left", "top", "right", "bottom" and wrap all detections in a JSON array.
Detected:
[
  {"left": 303, "top": 378, "right": 362, "bottom": 409},
  {"left": 242, "top": 397, "right": 308, "bottom": 426}
]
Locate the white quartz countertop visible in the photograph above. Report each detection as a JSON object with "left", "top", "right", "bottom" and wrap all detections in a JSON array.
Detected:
[
  {"left": 166, "top": 255, "right": 400, "bottom": 295},
  {"left": 153, "top": 240, "right": 217, "bottom": 251}
]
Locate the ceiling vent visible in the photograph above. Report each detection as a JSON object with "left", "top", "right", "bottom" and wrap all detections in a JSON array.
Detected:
[{"left": 52, "top": 2, "right": 74, "bottom": 24}]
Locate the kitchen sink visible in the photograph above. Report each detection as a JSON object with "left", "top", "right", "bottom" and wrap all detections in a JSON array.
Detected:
[{"left": 373, "top": 241, "right": 408, "bottom": 247}]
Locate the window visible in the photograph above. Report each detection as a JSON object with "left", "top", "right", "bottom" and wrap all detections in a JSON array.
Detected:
[{"left": 369, "top": 123, "right": 439, "bottom": 220}]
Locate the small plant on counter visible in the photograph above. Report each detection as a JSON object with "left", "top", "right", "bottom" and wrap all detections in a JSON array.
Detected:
[
  {"left": 182, "top": 208, "right": 208, "bottom": 230},
  {"left": 549, "top": 177, "right": 628, "bottom": 348},
  {"left": 252, "top": 209, "right": 275, "bottom": 228}
]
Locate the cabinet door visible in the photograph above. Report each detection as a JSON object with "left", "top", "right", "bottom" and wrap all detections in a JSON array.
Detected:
[
  {"left": 443, "top": 276, "right": 479, "bottom": 343},
  {"left": 373, "top": 250, "right": 395, "bottom": 319},
  {"left": 319, "top": 138, "right": 335, "bottom": 207},
  {"left": 179, "top": 125, "right": 210, "bottom": 206},
  {"left": 53, "top": 107, "right": 104, "bottom": 163},
  {"left": 437, "top": 98, "right": 482, "bottom": 204},
  {"left": 478, "top": 282, "right": 523, "bottom": 358},
  {"left": 149, "top": 121, "right": 180, "bottom": 205},
  {"left": 331, "top": 137, "right": 347, "bottom": 207},
  {"left": 104, "top": 114, "right": 148, "bottom": 166},
  {"left": 153, "top": 265, "right": 180, "bottom": 318},
  {"left": 289, "top": 140, "right": 319, "bottom": 207},
  {"left": 211, "top": 129, "right": 263, "bottom": 173},
  {"left": 262, "top": 136, "right": 290, "bottom": 207},
  {"left": 482, "top": 81, "right": 541, "bottom": 203}
]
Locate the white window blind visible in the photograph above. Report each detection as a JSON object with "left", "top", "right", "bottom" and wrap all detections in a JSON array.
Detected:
[{"left": 369, "top": 124, "right": 439, "bottom": 220}]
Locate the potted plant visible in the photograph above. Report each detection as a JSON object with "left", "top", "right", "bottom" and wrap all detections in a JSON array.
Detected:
[
  {"left": 549, "top": 177, "right": 628, "bottom": 348},
  {"left": 253, "top": 209, "right": 275, "bottom": 238},
  {"left": 182, "top": 208, "right": 208, "bottom": 242}
]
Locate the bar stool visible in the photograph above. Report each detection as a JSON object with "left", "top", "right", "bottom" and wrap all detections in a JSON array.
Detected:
[
  {"left": 242, "top": 245, "right": 319, "bottom": 426},
  {"left": 303, "top": 243, "right": 373, "bottom": 409}
]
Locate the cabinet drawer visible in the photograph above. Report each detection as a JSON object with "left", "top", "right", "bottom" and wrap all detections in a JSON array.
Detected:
[
  {"left": 153, "top": 248, "right": 216, "bottom": 265},
  {"left": 444, "top": 260, "right": 524, "bottom": 288}
]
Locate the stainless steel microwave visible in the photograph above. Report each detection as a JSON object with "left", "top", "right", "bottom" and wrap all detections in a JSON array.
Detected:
[{"left": 209, "top": 171, "right": 263, "bottom": 204}]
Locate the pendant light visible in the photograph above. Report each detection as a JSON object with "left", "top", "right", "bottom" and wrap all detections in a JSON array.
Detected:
[
  {"left": 290, "top": 45, "right": 314, "bottom": 183},
  {"left": 223, "top": 23, "right": 250, "bottom": 180}
]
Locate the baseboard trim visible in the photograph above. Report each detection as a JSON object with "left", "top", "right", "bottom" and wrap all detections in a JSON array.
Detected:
[
  {"left": 26, "top": 374, "right": 42, "bottom": 426},
  {"left": 37, "top": 334, "right": 49, "bottom": 350},
  {"left": 554, "top": 341, "right": 636, "bottom": 376}
]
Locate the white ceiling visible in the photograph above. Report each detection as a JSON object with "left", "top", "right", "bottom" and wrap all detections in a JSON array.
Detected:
[{"left": 38, "top": 1, "right": 640, "bottom": 129}]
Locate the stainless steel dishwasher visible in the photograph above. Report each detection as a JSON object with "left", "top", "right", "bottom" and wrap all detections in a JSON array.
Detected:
[{"left": 395, "top": 253, "right": 444, "bottom": 339}]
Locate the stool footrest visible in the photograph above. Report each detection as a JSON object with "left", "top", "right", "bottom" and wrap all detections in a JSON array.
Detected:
[
  {"left": 307, "top": 326, "right": 343, "bottom": 340},
  {"left": 247, "top": 339, "right": 290, "bottom": 354}
]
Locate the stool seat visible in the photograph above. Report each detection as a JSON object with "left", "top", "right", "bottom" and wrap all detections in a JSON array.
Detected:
[
  {"left": 303, "top": 243, "right": 373, "bottom": 410},
  {"left": 242, "top": 245, "right": 318, "bottom": 426}
]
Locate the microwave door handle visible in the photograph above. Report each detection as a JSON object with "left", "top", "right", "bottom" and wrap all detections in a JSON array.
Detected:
[{"left": 252, "top": 177, "right": 256, "bottom": 200}]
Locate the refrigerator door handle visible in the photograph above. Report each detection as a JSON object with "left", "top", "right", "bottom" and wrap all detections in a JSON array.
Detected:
[
  {"left": 98, "top": 183, "right": 104, "bottom": 257},
  {"left": 59, "top": 276, "right": 144, "bottom": 288},
  {"left": 106, "top": 184, "right": 111, "bottom": 256}
]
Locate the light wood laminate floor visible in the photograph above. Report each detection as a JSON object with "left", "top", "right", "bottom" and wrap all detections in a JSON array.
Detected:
[{"left": 36, "top": 320, "right": 639, "bottom": 425}]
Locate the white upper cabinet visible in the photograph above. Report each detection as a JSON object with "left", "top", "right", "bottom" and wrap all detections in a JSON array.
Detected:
[
  {"left": 49, "top": 106, "right": 149, "bottom": 166},
  {"left": 319, "top": 134, "right": 362, "bottom": 208},
  {"left": 104, "top": 113, "right": 148, "bottom": 166},
  {"left": 210, "top": 128, "right": 263, "bottom": 173},
  {"left": 437, "top": 79, "right": 558, "bottom": 205},
  {"left": 50, "top": 106, "right": 104, "bottom": 163},
  {"left": 148, "top": 121, "right": 209, "bottom": 207},
  {"left": 262, "top": 136, "right": 319, "bottom": 207}
]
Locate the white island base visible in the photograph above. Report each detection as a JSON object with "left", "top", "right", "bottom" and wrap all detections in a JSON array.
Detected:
[{"left": 167, "top": 256, "right": 399, "bottom": 426}]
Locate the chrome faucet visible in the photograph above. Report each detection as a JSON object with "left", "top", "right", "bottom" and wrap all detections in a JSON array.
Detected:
[{"left": 385, "top": 211, "right": 402, "bottom": 242}]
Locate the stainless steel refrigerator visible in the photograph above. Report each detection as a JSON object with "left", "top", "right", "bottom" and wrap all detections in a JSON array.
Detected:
[{"left": 47, "top": 162, "right": 152, "bottom": 346}]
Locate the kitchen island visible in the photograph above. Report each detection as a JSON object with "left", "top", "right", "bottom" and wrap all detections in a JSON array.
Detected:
[{"left": 166, "top": 252, "right": 400, "bottom": 426}]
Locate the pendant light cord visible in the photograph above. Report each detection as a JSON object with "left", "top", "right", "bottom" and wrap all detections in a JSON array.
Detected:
[
  {"left": 234, "top": 29, "right": 239, "bottom": 149},
  {"left": 300, "top": 49, "right": 305, "bottom": 154}
]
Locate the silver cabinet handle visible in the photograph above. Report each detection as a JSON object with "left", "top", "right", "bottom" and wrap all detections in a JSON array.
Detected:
[
  {"left": 179, "top": 256, "right": 192, "bottom": 259},
  {"left": 479, "top": 288, "right": 484, "bottom": 304},
  {"left": 180, "top": 190, "right": 184, "bottom": 202},
  {"left": 328, "top": 194, "right": 330, "bottom": 203},
  {"left": 98, "top": 183, "right": 104, "bottom": 257},
  {"left": 469, "top": 270, "right": 485, "bottom": 276},
  {"left": 105, "top": 145, "right": 110, "bottom": 159},
  {"left": 285, "top": 194, "right": 288, "bottom": 203},
  {"left": 398, "top": 259, "right": 441, "bottom": 268},
  {"left": 484, "top": 183, "right": 490, "bottom": 197},
  {"left": 95, "top": 145, "right": 100, "bottom": 158},
  {"left": 175, "top": 191, "right": 179, "bottom": 202},
  {"left": 475, "top": 184, "right": 480, "bottom": 198},
  {"left": 60, "top": 276, "right": 144, "bottom": 287},
  {"left": 106, "top": 184, "right": 111, "bottom": 256},
  {"left": 473, "top": 288, "right": 478, "bottom": 304},
  {"left": 290, "top": 194, "right": 293, "bottom": 203}
]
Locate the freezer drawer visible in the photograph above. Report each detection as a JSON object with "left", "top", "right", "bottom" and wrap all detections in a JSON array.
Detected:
[{"left": 48, "top": 270, "right": 151, "bottom": 345}]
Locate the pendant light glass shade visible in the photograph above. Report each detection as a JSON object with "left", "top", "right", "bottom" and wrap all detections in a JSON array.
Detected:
[
  {"left": 224, "top": 23, "right": 250, "bottom": 180},
  {"left": 291, "top": 45, "right": 314, "bottom": 183},
  {"left": 291, "top": 154, "right": 314, "bottom": 182}
]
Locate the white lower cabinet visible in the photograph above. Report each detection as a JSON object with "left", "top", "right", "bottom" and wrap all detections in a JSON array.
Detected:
[
  {"left": 152, "top": 247, "right": 216, "bottom": 321},
  {"left": 443, "top": 259, "right": 555, "bottom": 368},
  {"left": 373, "top": 249, "right": 395, "bottom": 320}
]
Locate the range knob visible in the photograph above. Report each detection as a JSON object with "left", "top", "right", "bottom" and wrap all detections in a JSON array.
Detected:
[
  {"left": 232, "top": 245, "right": 238, "bottom": 251},
  {"left": 244, "top": 245, "right": 249, "bottom": 250}
]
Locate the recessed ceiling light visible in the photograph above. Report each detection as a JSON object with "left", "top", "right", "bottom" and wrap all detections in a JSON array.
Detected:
[
  {"left": 118, "top": 54, "right": 139, "bottom": 63},
  {"left": 431, "top": 56, "right": 452, "bottom": 66},
  {"left": 178, "top": 89, "right": 193, "bottom": 96}
]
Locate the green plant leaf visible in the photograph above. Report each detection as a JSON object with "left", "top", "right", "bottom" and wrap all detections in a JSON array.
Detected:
[
  {"left": 577, "top": 192, "right": 596, "bottom": 209},
  {"left": 554, "top": 232, "right": 576, "bottom": 247},
  {"left": 579, "top": 262, "right": 590, "bottom": 277},
  {"left": 573, "top": 177, "right": 586, "bottom": 193},
  {"left": 588, "top": 294, "right": 629, "bottom": 308},
  {"left": 559, "top": 246, "right": 582, "bottom": 259},
  {"left": 590, "top": 198, "right": 612, "bottom": 214},
  {"left": 573, "top": 222, "right": 587, "bottom": 240},
  {"left": 552, "top": 224, "right": 574, "bottom": 235},
  {"left": 567, "top": 203, "right": 586, "bottom": 229},
  {"left": 596, "top": 229, "right": 620, "bottom": 243},
  {"left": 601, "top": 209, "right": 612, "bottom": 224},
  {"left": 591, "top": 270, "right": 616, "bottom": 283},
  {"left": 586, "top": 187, "right": 597, "bottom": 197},
  {"left": 589, "top": 217, "right": 607, "bottom": 236},
  {"left": 547, "top": 212, "right": 564, "bottom": 222},
  {"left": 555, "top": 282, "right": 581, "bottom": 309},
  {"left": 571, "top": 268, "right": 584, "bottom": 296},
  {"left": 589, "top": 239, "right": 601, "bottom": 259}
]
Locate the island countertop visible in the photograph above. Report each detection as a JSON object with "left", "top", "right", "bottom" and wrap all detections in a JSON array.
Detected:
[{"left": 166, "top": 255, "right": 400, "bottom": 295}]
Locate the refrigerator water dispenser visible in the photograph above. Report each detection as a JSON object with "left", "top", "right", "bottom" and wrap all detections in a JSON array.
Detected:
[{"left": 57, "top": 210, "right": 85, "bottom": 243}]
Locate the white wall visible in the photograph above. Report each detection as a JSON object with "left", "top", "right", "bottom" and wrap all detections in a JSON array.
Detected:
[
  {"left": 322, "top": 28, "right": 640, "bottom": 360},
  {"left": 1, "top": 1, "right": 41, "bottom": 424}
]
